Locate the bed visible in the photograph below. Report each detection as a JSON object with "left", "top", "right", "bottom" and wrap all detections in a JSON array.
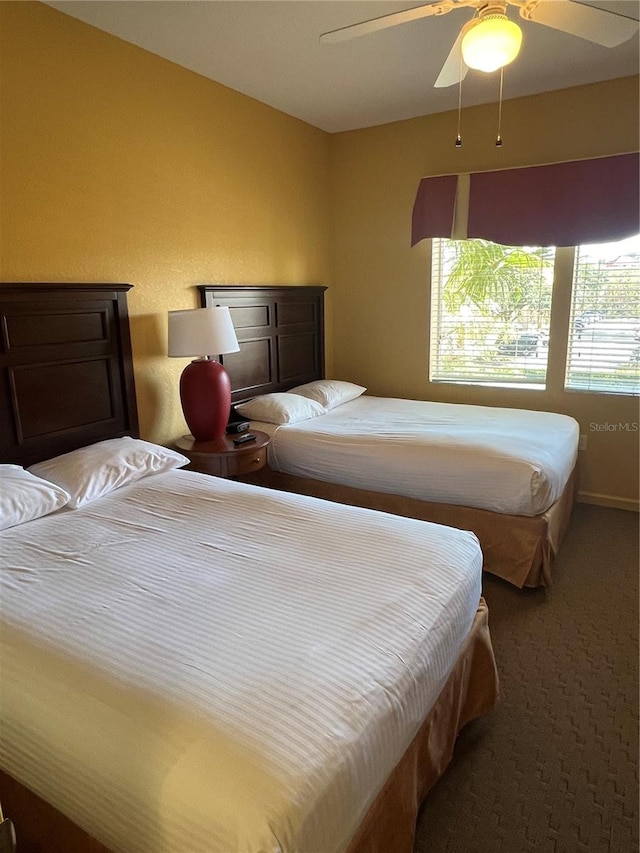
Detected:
[
  {"left": 200, "top": 285, "right": 579, "bottom": 589},
  {"left": 0, "top": 283, "right": 499, "bottom": 853}
]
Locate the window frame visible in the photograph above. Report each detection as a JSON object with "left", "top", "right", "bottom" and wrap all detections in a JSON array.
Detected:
[{"left": 428, "top": 239, "right": 639, "bottom": 398}]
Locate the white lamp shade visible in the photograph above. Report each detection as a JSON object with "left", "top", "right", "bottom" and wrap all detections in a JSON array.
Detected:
[
  {"left": 168, "top": 307, "right": 240, "bottom": 358},
  {"left": 461, "top": 16, "right": 522, "bottom": 73}
]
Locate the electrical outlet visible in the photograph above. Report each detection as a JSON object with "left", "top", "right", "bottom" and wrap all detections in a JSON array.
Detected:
[{"left": 579, "top": 434, "right": 587, "bottom": 451}]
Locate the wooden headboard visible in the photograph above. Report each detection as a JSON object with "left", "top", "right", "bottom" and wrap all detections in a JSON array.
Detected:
[
  {"left": 0, "top": 284, "right": 139, "bottom": 467},
  {"left": 199, "top": 285, "right": 326, "bottom": 404}
]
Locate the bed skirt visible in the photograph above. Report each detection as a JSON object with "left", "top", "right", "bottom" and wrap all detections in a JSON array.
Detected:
[
  {"left": 0, "top": 600, "right": 498, "bottom": 853},
  {"left": 250, "top": 466, "right": 578, "bottom": 589},
  {"left": 346, "top": 596, "right": 499, "bottom": 853}
]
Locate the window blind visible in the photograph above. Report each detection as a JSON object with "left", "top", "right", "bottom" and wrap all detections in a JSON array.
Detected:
[
  {"left": 430, "top": 239, "right": 554, "bottom": 388},
  {"left": 565, "top": 236, "right": 640, "bottom": 395}
]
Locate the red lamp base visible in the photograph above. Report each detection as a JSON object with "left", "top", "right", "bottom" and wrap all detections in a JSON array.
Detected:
[{"left": 179, "top": 358, "right": 231, "bottom": 442}]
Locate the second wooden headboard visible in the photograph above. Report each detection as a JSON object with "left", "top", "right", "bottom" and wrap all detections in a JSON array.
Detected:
[{"left": 199, "top": 285, "right": 326, "bottom": 404}]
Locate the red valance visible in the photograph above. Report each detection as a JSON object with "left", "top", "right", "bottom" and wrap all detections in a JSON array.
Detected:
[
  {"left": 411, "top": 174, "right": 459, "bottom": 245},
  {"left": 411, "top": 153, "right": 639, "bottom": 247}
]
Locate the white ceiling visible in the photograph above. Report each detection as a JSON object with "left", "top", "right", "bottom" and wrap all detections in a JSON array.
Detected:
[{"left": 45, "top": 0, "right": 640, "bottom": 133}]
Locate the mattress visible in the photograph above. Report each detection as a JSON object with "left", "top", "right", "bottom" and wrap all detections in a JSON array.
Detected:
[
  {"left": 0, "top": 468, "right": 482, "bottom": 853},
  {"left": 253, "top": 396, "right": 579, "bottom": 516}
]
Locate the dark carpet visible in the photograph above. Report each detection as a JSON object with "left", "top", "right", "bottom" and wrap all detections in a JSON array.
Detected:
[{"left": 415, "top": 503, "right": 639, "bottom": 853}]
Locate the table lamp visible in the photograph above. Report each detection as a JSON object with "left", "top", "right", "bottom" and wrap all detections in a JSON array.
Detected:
[{"left": 168, "top": 307, "right": 240, "bottom": 442}]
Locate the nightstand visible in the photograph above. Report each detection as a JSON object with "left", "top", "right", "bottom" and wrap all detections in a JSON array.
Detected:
[{"left": 173, "top": 431, "right": 271, "bottom": 480}]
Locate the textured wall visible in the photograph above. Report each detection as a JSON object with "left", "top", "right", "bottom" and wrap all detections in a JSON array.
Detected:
[{"left": 0, "top": 1, "right": 331, "bottom": 443}]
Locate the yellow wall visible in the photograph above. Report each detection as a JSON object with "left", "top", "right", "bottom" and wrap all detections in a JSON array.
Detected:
[
  {"left": 1, "top": 2, "right": 638, "bottom": 506},
  {"left": 328, "top": 77, "right": 640, "bottom": 508},
  {"left": 0, "top": 1, "right": 331, "bottom": 442}
]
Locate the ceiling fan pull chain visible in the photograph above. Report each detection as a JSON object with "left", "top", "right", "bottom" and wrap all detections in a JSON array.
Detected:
[
  {"left": 455, "top": 52, "right": 463, "bottom": 148},
  {"left": 496, "top": 67, "right": 504, "bottom": 147}
]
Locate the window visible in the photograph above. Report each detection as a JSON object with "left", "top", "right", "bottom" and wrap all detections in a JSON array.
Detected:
[
  {"left": 566, "top": 236, "right": 640, "bottom": 395},
  {"left": 430, "top": 236, "right": 640, "bottom": 395},
  {"left": 430, "top": 239, "right": 554, "bottom": 388}
]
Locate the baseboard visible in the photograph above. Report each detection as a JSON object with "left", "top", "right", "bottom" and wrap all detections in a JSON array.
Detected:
[{"left": 577, "top": 491, "right": 639, "bottom": 512}]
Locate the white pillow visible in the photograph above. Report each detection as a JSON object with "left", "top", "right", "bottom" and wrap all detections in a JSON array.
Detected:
[
  {"left": 28, "top": 437, "right": 190, "bottom": 509},
  {"left": 288, "top": 379, "right": 366, "bottom": 410},
  {"left": 235, "top": 393, "right": 326, "bottom": 425},
  {"left": 0, "top": 464, "right": 71, "bottom": 530}
]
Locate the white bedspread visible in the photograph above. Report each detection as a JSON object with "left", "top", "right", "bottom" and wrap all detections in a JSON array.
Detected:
[
  {"left": 256, "top": 396, "right": 579, "bottom": 516},
  {"left": 0, "top": 469, "right": 482, "bottom": 853}
]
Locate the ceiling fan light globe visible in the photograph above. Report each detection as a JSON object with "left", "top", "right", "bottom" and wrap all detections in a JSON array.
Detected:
[{"left": 461, "top": 16, "right": 522, "bottom": 73}]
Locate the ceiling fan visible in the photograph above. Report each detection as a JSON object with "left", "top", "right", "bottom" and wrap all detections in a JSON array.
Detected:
[{"left": 320, "top": 1, "right": 639, "bottom": 88}]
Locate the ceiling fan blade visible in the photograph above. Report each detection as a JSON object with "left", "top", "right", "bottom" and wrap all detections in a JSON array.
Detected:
[
  {"left": 434, "top": 29, "right": 469, "bottom": 87},
  {"left": 521, "top": 0, "right": 639, "bottom": 47},
  {"left": 319, "top": 1, "right": 456, "bottom": 44}
]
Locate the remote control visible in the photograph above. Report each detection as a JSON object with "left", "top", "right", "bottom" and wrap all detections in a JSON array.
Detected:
[{"left": 233, "top": 433, "right": 257, "bottom": 445}]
